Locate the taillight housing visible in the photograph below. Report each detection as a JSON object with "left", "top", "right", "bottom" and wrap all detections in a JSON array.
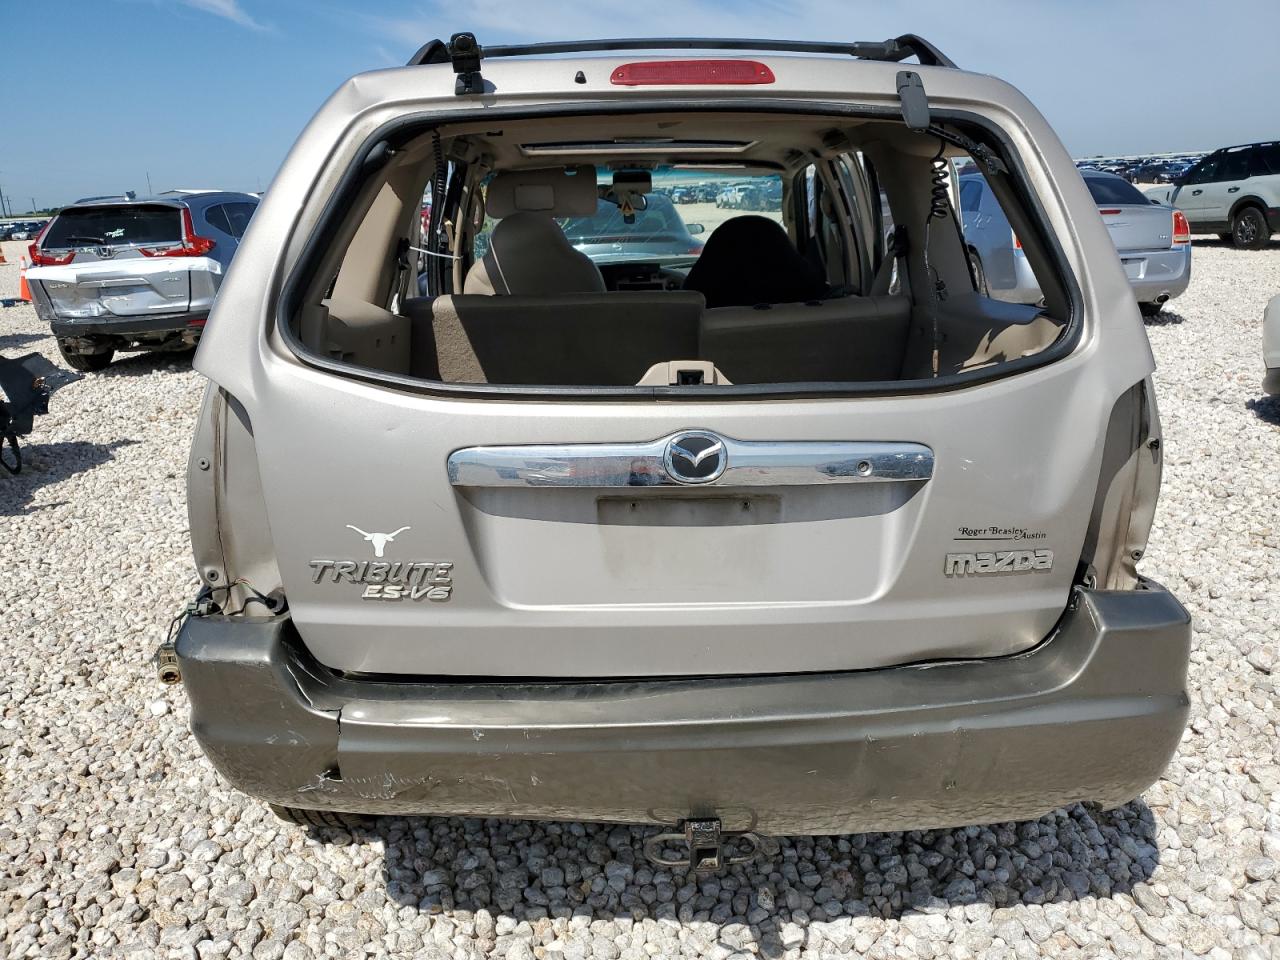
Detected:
[
  {"left": 610, "top": 59, "right": 775, "bottom": 86},
  {"left": 1172, "top": 209, "right": 1191, "bottom": 245},
  {"left": 139, "top": 208, "right": 216, "bottom": 258},
  {"left": 30, "top": 245, "right": 74, "bottom": 266},
  {"left": 29, "top": 220, "right": 74, "bottom": 266},
  {"left": 1012, "top": 228, "right": 1022, "bottom": 251}
]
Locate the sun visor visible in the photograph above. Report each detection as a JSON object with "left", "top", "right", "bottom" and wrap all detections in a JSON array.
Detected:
[{"left": 485, "top": 165, "right": 598, "bottom": 218}]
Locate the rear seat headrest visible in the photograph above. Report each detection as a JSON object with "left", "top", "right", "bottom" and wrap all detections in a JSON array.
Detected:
[
  {"left": 683, "top": 215, "right": 829, "bottom": 309},
  {"left": 485, "top": 165, "right": 598, "bottom": 218}
]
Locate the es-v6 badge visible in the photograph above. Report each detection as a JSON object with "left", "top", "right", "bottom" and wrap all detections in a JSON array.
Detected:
[{"left": 309, "top": 525, "right": 453, "bottom": 601}]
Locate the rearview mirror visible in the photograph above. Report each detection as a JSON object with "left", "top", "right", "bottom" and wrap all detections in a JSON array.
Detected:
[
  {"left": 599, "top": 188, "right": 648, "bottom": 212},
  {"left": 687, "top": 223, "right": 705, "bottom": 235}
]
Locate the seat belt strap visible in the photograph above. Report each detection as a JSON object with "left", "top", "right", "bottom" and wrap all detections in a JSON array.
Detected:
[{"left": 870, "top": 224, "right": 909, "bottom": 296}]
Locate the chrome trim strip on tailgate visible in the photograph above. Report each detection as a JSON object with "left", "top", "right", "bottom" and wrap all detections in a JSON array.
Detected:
[{"left": 448, "top": 435, "right": 934, "bottom": 488}]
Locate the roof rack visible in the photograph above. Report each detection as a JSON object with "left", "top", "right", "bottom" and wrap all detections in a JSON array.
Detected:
[{"left": 407, "top": 34, "right": 956, "bottom": 84}]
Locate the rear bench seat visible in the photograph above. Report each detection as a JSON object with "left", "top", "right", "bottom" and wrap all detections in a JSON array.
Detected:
[
  {"left": 403, "top": 292, "right": 704, "bottom": 385},
  {"left": 316, "top": 292, "right": 913, "bottom": 386},
  {"left": 700, "top": 295, "right": 912, "bottom": 383}
]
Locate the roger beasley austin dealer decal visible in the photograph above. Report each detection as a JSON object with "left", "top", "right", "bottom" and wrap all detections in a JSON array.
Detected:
[
  {"left": 309, "top": 525, "right": 453, "bottom": 601},
  {"left": 945, "top": 523, "right": 1053, "bottom": 576}
]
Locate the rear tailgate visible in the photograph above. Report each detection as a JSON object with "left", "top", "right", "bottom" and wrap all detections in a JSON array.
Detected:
[
  {"left": 33, "top": 203, "right": 194, "bottom": 319},
  {"left": 247, "top": 351, "right": 1111, "bottom": 678},
  {"left": 31, "top": 259, "right": 193, "bottom": 319}
]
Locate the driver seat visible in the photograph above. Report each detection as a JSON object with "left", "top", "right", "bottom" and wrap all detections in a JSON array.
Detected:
[{"left": 464, "top": 212, "right": 605, "bottom": 296}]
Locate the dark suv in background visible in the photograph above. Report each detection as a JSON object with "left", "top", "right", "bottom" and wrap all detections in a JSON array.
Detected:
[{"left": 26, "top": 190, "right": 258, "bottom": 370}]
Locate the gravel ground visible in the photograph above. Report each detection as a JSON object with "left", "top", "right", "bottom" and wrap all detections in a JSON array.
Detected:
[{"left": 1, "top": 235, "right": 1278, "bottom": 959}]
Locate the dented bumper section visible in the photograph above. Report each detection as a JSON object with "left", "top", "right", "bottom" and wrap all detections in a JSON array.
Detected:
[
  {"left": 174, "top": 582, "right": 1190, "bottom": 835},
  {"left": 49, "top": 313, "right": 206, "bottom": 340}
]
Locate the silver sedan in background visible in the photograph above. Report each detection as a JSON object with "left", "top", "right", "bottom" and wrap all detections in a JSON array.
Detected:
[{"left": 961, "top": 169, "right": 1192, "bottom": 316}]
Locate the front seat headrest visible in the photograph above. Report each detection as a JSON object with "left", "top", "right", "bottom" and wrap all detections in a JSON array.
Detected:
[
  {"left": 683, "top": 215, "right": 829, "bottom": 309},
  {"left": 464, "top": 212, "right": 605, "bottom": 296},
  {"left": 485, "top": 165, "right": 598, "bottom": 218}
]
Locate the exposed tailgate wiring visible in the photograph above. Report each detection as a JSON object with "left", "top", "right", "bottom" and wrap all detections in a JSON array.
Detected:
[{"left": 924, "top": 138, "right": 951, "bottom": 376}]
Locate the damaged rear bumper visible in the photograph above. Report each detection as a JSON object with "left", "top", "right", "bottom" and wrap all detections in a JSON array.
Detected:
[
  {"left": 173, "top": 582, "right": 1190, "bottom": 835},
  {"left": 50, "top": 313, "right": 206, "bottom": 341}
]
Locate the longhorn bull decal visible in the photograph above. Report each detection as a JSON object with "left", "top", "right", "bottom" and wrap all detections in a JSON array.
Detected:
[{"left": 346, "top": 525, "right": 411, "bottom": 558}]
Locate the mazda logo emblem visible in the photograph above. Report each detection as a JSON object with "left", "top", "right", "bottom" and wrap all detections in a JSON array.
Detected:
[{"left": 664, "top": 432, "right": 727, "bottom": 484}]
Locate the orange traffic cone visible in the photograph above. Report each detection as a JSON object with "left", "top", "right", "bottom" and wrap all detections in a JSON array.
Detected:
[
  {"left": 0, "top": 246, "right": 7, "bottom": 264},
  {"left": 18, "top": 257, "right": 31, "bottom": 301}
]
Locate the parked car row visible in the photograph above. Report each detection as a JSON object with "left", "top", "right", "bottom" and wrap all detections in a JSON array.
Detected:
[
  {"left": 716, "top": 181, "right": 782, "bottom": 210},
  {"left": 1075, "top": 153, "right": 1205, "bottom": 184},
  {"left": 664, "top": 184, "right": 719, "bottom": 204},
  {"left": 22, "top": 189, "right": 258, "bottom": 371},
  {"left": 654, "top": 180, "right": 783, "bottom": 211},
  {"left": 1070, "top": 140, "right": 1280, "bottom": 250},
  {"left": 0, "top": 219, "right": 48, "bottom": 241}
]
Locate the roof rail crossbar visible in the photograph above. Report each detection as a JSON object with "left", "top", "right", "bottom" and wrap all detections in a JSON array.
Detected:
[{"left": 406, "top": 33, "right": 956, "bottom": 70}]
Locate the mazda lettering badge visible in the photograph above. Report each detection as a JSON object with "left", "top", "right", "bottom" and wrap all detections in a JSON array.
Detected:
[{"left": 664, "top": 432, "right": 727, "bottom": 484}]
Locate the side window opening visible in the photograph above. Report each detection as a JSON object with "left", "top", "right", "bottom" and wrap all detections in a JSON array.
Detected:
[
  {"left": 956, "top": 153, "right": 1062, "bottom": 304},
  {"left": 1187, "top": 155, "right": 1221, "bottom": 184},
  {"left": 291, "top": 114, "right": 1072, "bottom": 393},
  {"left": 831, "top": 156, "right": 872, "bottom": 294},
  {"left": 204, "top": 204, "right": 233, "bottom": 236},
  {"left": 1221, "top": 150, "right": 1251, "bottom": 182},
  {"left": 223, "top": 202, "right": 256, "bottom": 239},
  {"left": 1258, "top": 144, "right": 1280, "bottom": 176}
]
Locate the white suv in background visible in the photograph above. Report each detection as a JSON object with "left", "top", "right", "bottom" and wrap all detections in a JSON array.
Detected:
[{"left": 1157, "top": 141, "right": 1280, "bottom": 249}]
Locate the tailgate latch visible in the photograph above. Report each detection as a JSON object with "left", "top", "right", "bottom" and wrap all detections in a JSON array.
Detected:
[
  {"left": 643, "top": 818, "right": 763, "bottom": 874},
  {"left": 895, "top": 70, "right": 931, "bottom": 131}
]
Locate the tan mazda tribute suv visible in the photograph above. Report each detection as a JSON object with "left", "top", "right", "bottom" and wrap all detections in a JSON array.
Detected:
[{"left": 161, "top": 34, "right": 1190, "bottom": 869}]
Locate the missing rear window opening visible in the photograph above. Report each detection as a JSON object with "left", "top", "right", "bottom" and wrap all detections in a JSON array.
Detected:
[{"left": 282, "top": 104, "right": 1078, "bottom": 399}]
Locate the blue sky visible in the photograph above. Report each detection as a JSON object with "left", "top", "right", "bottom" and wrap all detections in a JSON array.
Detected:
[{"left": 2, "top": 0, "right": 1277, "bottom": 212}]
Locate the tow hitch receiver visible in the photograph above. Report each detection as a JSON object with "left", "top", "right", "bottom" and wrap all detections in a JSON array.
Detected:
[{"left": 643, "top": 818, "right": 763, "bottom": 873}]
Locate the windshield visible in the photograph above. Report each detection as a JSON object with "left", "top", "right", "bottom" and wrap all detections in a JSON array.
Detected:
[
  {"left": 560, "top": 195, "right": 690, "bottom": 245},
  {"left": 475, "top": 168, "right": 784, "bottom": 267},
  {"left": 43, "top": 204, "right": 181, "bottom": 248}
]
